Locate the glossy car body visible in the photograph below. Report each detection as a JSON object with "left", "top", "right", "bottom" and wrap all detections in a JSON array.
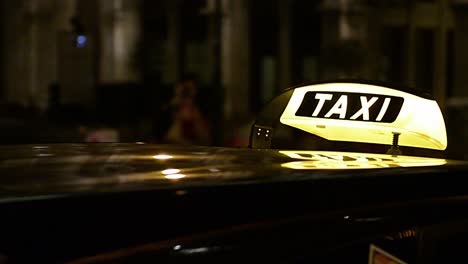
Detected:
[{"left": 1, "top": 143, "right": 468, "bottom": 263}]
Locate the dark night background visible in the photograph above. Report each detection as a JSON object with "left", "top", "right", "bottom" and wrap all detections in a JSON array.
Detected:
[{"left": 0, "top": 0, "right": 467, "bottom": 159}]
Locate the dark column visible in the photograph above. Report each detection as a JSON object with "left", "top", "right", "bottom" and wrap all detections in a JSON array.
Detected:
[
  {"left": 0, "top": 1, "right": 4, "bottom": 100},
  {"left": 166, "top": 0, "right": 182, "bottom": 83},
  {"left": 278, "top": 0, "right": 292, "bottom": 89},
  {"left": 221, "top": 0, "right": 250, "bottom": 118},
  {"left": 447, "top": 2, "right": 468, "bottom": 159},
  {"left": 453, "top": 4, "right": 468, "bottom": 98},
  {"left": 433, "top": 0, "right": 449, "bottom": 110}
]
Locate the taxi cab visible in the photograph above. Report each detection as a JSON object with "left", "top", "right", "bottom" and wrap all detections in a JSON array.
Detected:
[{"left": 0, "top": 81, "right": 467, "bottom": 263}]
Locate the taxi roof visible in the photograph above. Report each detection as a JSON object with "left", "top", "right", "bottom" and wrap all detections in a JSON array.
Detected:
[{"left": 0, "top": 143, "right": 467, "bottom": 203}]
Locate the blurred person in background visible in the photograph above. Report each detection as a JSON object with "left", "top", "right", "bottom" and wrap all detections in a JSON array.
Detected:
[{"left": 163, "top": 74, "right": 212, "bottom": 145}]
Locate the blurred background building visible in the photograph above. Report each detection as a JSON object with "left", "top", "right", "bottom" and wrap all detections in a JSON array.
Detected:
[{"left": 0, "top": 0, "right": 467, "bottom": 159}]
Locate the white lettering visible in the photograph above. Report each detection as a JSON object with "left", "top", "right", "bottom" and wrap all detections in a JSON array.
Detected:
[
  {"left": 350, "top": 96, "right": 379, "bottom": 120},
  {"left": 312, "top": 93, "right": 333, "bottom": 116},
  {"left": 376, "top": 98, "right": 391, "bottom": 121},
  {"left": 325, "top": 95, "right": 348, "bottom": 118}
]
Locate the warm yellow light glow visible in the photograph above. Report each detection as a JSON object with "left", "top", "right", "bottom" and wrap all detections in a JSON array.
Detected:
[
  {"left": 162, "top": 168, "right": 181, "bottom": 175},
  {"left": 280, "top": 150, "right": 446, "bottom": 170},
  {"left": 164, "top": 174, "right": 186, "bottom": 180},
  {"left": 279, "top": 83, "right": 447, "bottom": 150},
  {"left": 153, "top": 154, "right": 173, "bottom": 160}
]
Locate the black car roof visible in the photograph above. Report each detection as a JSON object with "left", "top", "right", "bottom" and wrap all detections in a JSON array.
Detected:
[{"left": 0, "top": 143, "right": 467, "bottom": 203}]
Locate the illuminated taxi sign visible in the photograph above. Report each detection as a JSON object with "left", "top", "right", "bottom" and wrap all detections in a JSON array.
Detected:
[
  {"left": 280, "top": 150, "right": 447, "bottom": 170},
  {"left": 280, "top": 83, "right": 447, "bottom": 150},
  {"left": 295, "top": 92, "right": 404, "bottom": 122}
]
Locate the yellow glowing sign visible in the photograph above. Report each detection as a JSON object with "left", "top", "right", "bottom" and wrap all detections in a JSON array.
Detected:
[
  {"left": 279, "top": 83, "right": 447, "bottom": 150},
  {"left": 280, "top": 150, "right": 446, "bottom": 169}
]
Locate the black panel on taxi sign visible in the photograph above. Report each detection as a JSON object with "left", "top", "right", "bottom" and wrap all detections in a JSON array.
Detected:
[{"left": 295, "top": 92, "right": 404, "bottom": 123}]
